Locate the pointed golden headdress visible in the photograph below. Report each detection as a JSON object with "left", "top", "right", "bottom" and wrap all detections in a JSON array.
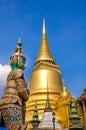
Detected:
[{"left": 10, "top": 38, "right": 26, "bottom": 69}]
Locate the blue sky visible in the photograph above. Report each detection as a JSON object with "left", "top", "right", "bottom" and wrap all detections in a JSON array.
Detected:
[{"left": 0, "top": 0, "right": 86, "bottom": 98}]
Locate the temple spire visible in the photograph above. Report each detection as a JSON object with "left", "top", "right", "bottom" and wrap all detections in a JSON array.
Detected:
[
  {"left": 35, "top": 19, "right": 55, "bottom": 65},
  {"left": 43, "top": 19, "right": 46, "bottom": 34},
  {"left": 31, "top": 102, "right": 40, "bottom": 128},
  {"left": 32, "top": 102, "right": 39, "bottom": 121},
  {"left": 44, "top": 78, "right": 52, "bottom": 112},
  {"left": 69, "top": 99, "right": 80, "bottom": 127}
]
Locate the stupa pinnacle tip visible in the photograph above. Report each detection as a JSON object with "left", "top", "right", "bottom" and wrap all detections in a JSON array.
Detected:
[{"left": 43, "top": 18, "right": 46, "bottom": 34}]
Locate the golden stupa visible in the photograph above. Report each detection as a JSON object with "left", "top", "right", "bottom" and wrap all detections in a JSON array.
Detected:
[{"left": 26, "top": 20, "right": 72, "bottom": 129}]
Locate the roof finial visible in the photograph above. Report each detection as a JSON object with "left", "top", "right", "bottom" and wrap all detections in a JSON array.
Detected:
[
  {"left": 43, "top": 18, "right": 46, "bottom": 34},
  {"left": 18, "top": 37, "right": 22, "bottom": 46},
  {"left": 35, "top": 19, "right": 55, "bottom": 64}
]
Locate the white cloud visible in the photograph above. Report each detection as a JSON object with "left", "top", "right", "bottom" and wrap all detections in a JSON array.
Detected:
[{"left": 0, "top": 64, "right": 11, "bottom": 87}]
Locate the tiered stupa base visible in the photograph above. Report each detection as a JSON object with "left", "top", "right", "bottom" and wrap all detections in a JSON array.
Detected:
[{"left": 38, "top": 112, "right": 61, "bottom": 129}]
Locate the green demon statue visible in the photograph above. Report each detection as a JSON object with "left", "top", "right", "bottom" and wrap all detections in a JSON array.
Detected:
[{"left": 0, "top": 39, "right": 29, "bottom": 130}]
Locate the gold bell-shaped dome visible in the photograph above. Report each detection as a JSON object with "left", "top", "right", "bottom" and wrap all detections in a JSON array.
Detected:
[{"left": 26, "top": 20, "right": 63, "bottom": 129}]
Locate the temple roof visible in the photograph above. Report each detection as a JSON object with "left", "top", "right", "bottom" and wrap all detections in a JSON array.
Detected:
[
  {"left": 77, "top": 88, "right": 86, "bottom": 101},
  {"left": 35, "top": 19, "right": 55, "bottom": 64}
]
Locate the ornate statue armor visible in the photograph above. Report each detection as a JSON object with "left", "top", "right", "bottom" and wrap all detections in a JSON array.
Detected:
[{"left": 0, "top": 39, "right": 29, "bottom": 130}]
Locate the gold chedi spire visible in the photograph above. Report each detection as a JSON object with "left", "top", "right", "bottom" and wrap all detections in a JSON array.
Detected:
[
  {"left": 62, "top": 81, "right": 68, "bottom": 97},
  {"left": 61, "top": 81, "right": 71, "bottom": 98},
  {"left": 35, "top": 19, "right": 55, "bottom": 64},
  {"left": 43, "top": 19, "right": 46, "bottom": 34},
  {"left": 26, "top": 20, "right": 63, "bottom": 129},
  {"left": 44, "top": 78, "right": 52, "bottom": 112}
]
